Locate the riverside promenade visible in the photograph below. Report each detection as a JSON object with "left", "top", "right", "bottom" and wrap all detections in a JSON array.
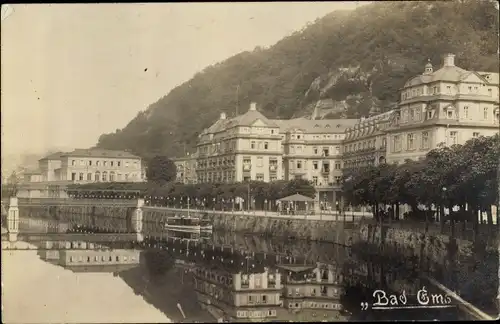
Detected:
[{"left": 144, "top": 205, "right": 371, "bottom": 222}]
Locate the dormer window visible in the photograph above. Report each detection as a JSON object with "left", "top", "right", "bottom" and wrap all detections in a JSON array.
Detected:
[
  {"left": 447, "top": 111, "right": 453, "bottom": 118},
  {"left": 325, "top": 124, "right": 331, "bottom": 128},
  {"left": 314, "top": 124, "right": 319, "bottom": 128}
]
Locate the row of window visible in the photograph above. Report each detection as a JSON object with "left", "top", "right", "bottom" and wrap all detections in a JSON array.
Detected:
[
  {"left": 402, "top": 84, "right": 493, "bottom": 100},
  {"left": 344, "top": 139, "right": 384, "bottom": 153},
  {"left": 199, "top": 138, "right": 346, "bottom": 156},
  {"left": 71, "top": 171, "right": 138, "bottom": 182},
  {"left": 196, "top": 172, "right": 344, "bottom": 185},
  {"left": 345, "top": 123, "right": 388, "bottom": 140},
  {"left": 71, "top": 159, "right": 138, "bottom": 168},
  {"left": 391, "top": 130, "right": 479, "bottom": 152},
  {"left": 392, "top": 132, "right": 431, "bottom": 152},
  {"left": 288, "top": 301, "right": 341, "bottom": 310},
  {"left": 289, "top": 160, "right": 342, "bottom": 171},
  {"left": 343, "top": 157, "right": 383, "bottom": 169},
  {"left": 245, "top": 294, "right": 272, "bottom": 304},
  {"left": 400, "top": 106, "right": 498, "bottom": 123},
  {"left": 287, "top": 145, "right": 341, "bottom": 156},
  {"left": 289, "top": 133, "right": 344, "bottom": 140},
  {"left": 311, "top": 176, "right": 342, "bottom": 186},
  {"left": 198, "top": 157, "right": 236, "bottom": 168},
  {"left": 67, "top": 254, "right": 137, "bottom": 263},
  {"left": 236, "top": 309, "right": 276, "bottom": 318},
  {"left": 197, "top": 171, "right": 237, "bottom": 183}
]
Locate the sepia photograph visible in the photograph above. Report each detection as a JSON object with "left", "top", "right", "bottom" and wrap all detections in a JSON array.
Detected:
[{"left": 1, "top": 1, "right": 499, "bottom": 322}]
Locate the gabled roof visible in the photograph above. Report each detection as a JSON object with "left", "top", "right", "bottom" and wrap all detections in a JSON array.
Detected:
[
  {"left": 405, "top": 63, "right": 500, "bottom": 89},
  {"left": 201, "top": 110, "right": 278, "bottom": 136},
  {"left": 228, "top": 110, "right": 278, "bottom": 128},
  {"left": 476, "top": 71, "right": 500, "bottom": 85},
  {"left": 459, "top": 71, "right": 490, "bottom": 83},
  {"left": 274, "top": 118, "right": 357, "bottom": 134}
]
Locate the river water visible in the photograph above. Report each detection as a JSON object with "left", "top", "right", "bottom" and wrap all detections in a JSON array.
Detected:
[{"left": 1, "top": 216, "right": 499, "bottom": 323}]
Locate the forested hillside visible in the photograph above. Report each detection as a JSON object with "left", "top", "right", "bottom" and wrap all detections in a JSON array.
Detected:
[{"left": 96, "top": 0, "right": 499, "bottom": 159}]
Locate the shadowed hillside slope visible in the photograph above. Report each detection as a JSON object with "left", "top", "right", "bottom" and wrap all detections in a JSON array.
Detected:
[{"left": 96, "top": 0, "right": 499, "bottom": 159}]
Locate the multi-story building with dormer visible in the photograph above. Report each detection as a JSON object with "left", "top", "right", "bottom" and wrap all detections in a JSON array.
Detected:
[
  {"left": 385, "top": 53, "right": 499, "bottom": 164},
  {"left": 342, "top": 110, "right": 395, "bottom": 171},
  {"left": 195, "top": 103, "right": 357, "bottom": 208},
  {"left": 196, "top": 103, "right": 284, "bottom": 183},
  {"left": 184, "top": 53, "right": 498, "bottom": 211},
  {"left": 275, "top": 118, "right": 357, "bottom": 207}
]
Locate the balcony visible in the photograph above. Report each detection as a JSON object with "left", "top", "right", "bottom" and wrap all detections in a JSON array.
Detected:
[
  {"left": 243, "top": 164, "right": 251, "bottom": 171},
  {"left": 269, "top": 165, "right": 278, "bottom": 172},
  {"left": 321, "top": 169, "right": 330, "bottom": 175}
]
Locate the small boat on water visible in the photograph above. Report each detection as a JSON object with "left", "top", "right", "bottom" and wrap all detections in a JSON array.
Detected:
[
  {"left": 164, "top": 210, "right": 213, "bottom": 232},
  {"left": 165, "top": 215, "right": 201, "bottom": 232}
]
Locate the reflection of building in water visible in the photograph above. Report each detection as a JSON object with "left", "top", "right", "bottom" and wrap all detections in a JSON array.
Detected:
[
  {"left": 37, "top": 240, "right": 141, "bottom": 272},
  {"left": 60, "top": 249, "right": 140, "bottom": 267},
  {"left": 39, "top": 241, "right": 108, "bottom": 260},
  {"left": 279, "top": 263, "right": 343, "bottom": 315},
  {"left": 193, "top": 265, "right": 282, "bottom": 322}
]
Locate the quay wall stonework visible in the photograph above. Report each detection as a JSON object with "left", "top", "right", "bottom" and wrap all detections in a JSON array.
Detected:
[
  {"left": 207, "top": 213, "right": 350, "bottom": 244},
  {"left": 13, "top": 199, "right": 493, "bottom": 262}
]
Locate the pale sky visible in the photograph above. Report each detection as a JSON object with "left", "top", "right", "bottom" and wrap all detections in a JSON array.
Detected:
[{"left": 1, "top": 2, "right": 363, "bottom": 158}]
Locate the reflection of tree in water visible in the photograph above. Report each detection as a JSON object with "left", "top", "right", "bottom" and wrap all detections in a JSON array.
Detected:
[{"left": 142, "top": 250, "right": 175, "bottom": 278}]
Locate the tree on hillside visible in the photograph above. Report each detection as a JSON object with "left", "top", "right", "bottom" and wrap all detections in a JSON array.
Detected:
[
  {"left": 146, "top": 156, "right": 177, "bottom": 184},
  {"left": 95, "top": 0, "right": 498, "bottom": 158}
]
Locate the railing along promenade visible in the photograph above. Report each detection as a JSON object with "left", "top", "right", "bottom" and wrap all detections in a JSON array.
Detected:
[
  {"left": 142, "top": 204, "right": 370, "bottom": 222},
  {"left": 9, "top": 196, "right": 497, "bottom": 245}
]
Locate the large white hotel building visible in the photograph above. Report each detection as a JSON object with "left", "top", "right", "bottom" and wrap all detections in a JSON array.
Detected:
[{"left": 174, "top": 53, "right": 499, "bottom": 208}]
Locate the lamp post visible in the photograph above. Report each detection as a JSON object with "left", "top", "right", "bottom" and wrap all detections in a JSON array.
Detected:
[{"left": 441, "top": 187, "right": 447, "bottom": 232}]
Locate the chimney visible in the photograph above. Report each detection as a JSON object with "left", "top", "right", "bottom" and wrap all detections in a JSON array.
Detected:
[
  {"left": 443, "top": 53, "right": 455, "bottom": 67},
  {"left": 220, "top": 112, "right": 226, "bottom": 120},
  {"left": 249, "top": 102, "right": 257, "bottom": 111}
]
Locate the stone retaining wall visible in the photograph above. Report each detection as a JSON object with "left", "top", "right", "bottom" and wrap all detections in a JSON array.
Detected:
[{"left": 207, "top": 213, "right": 351, "bottom": 244}]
